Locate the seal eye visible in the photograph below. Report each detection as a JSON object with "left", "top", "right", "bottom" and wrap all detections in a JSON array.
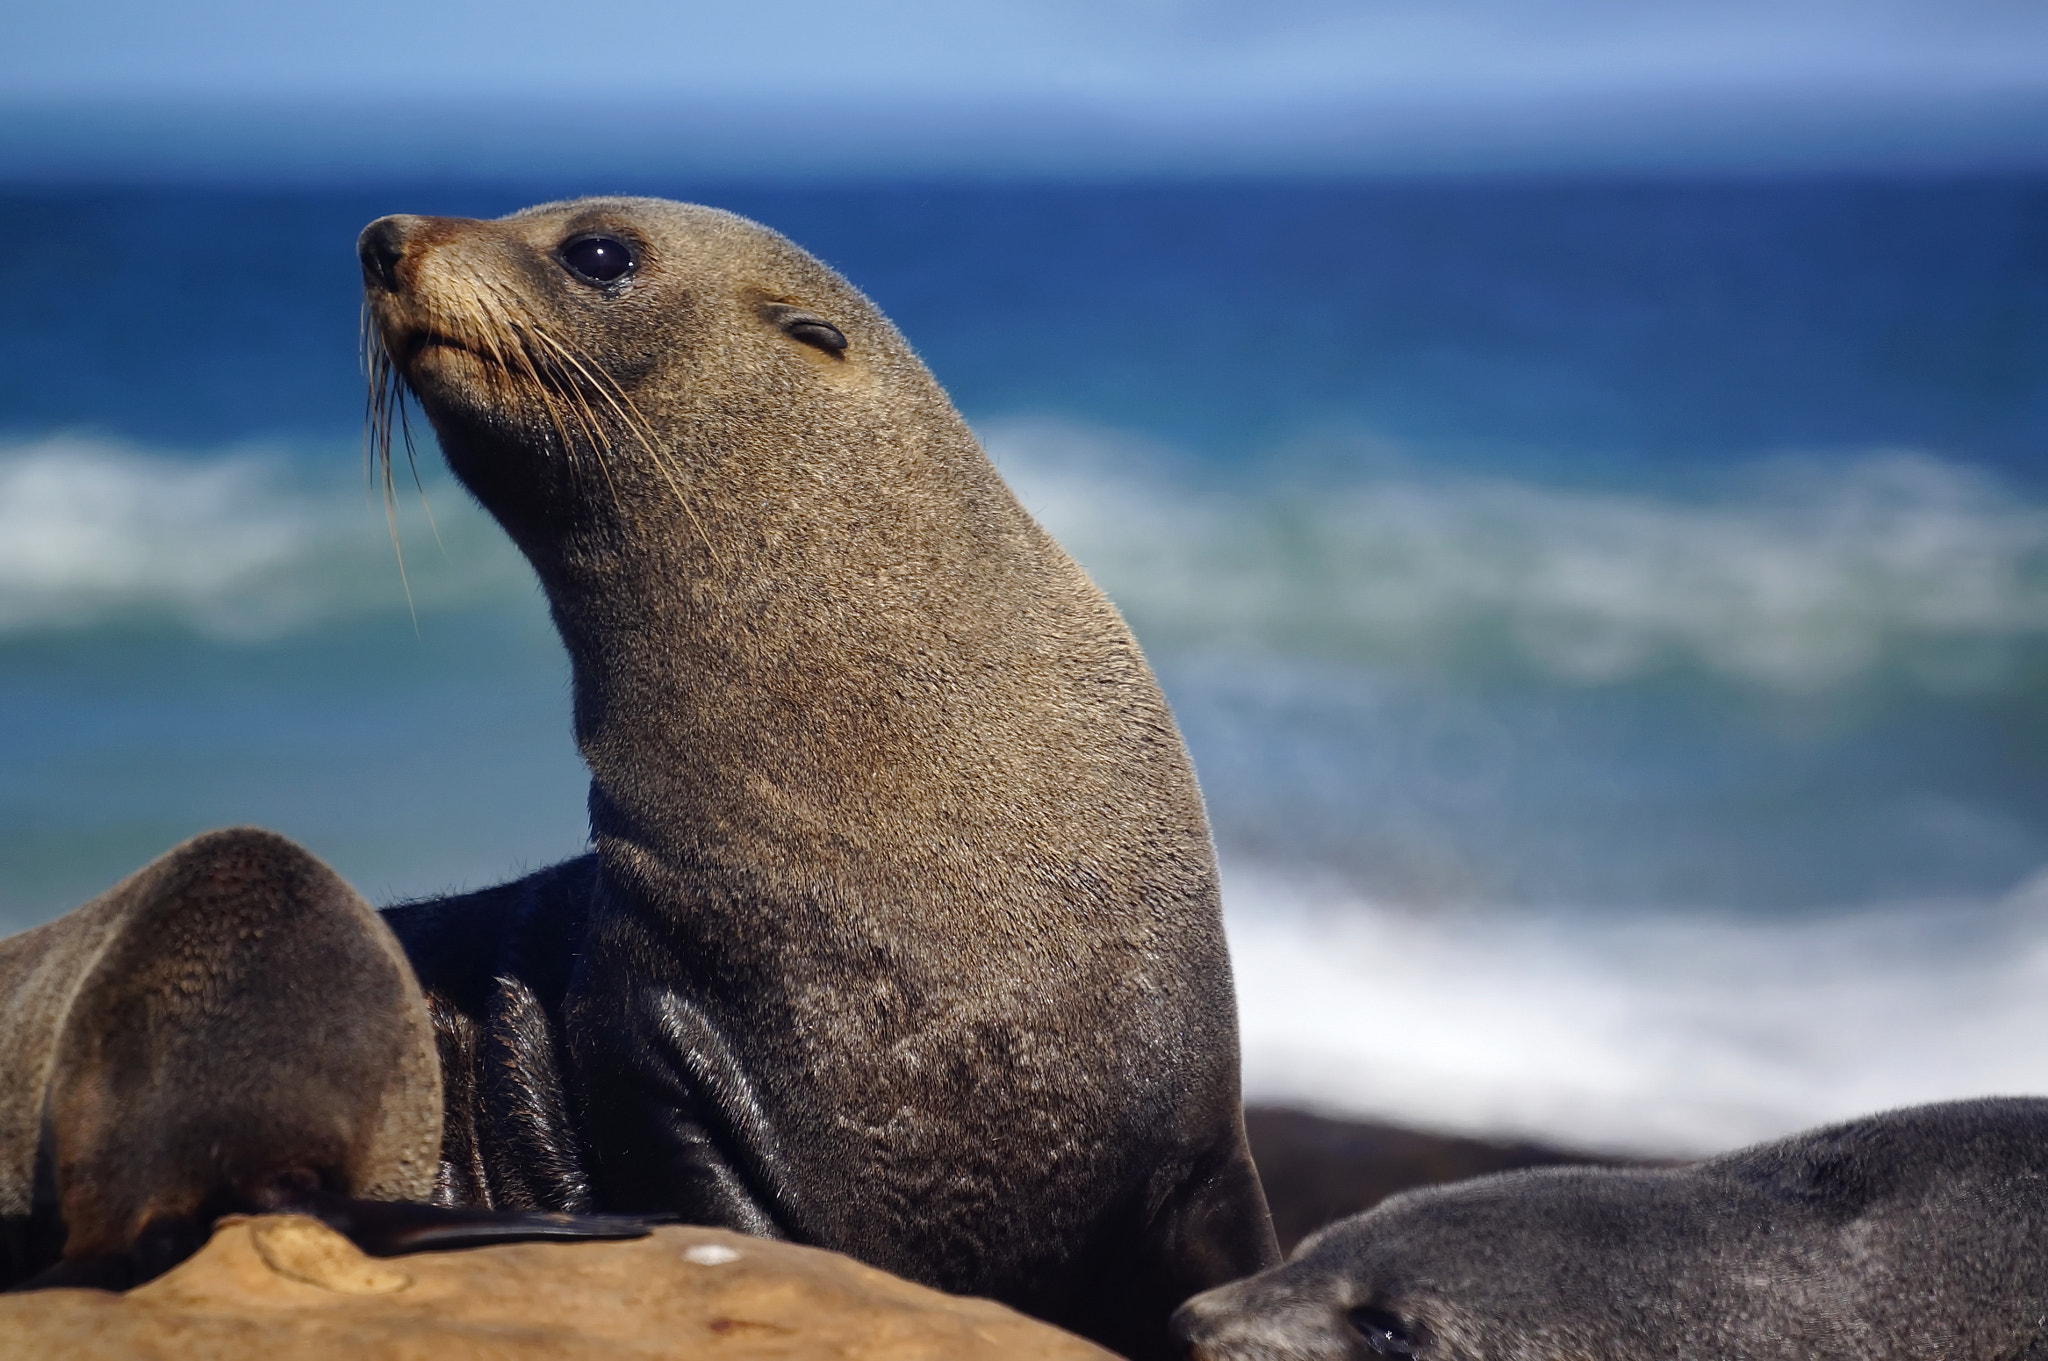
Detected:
[
  {"left": 560, "top": 236, "right": 635, "bottom": 285},
  {"left": 786, "top": 318, "right": 848, "bottom": 356},
  {"left": 1349, "top": 1307, "right": 1421, "bottom": 1356}
]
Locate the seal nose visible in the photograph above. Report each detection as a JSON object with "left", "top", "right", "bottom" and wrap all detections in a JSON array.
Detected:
[
  {"left": 1169, "top": 1295, "right": 1223, "bottom": 1359},
  {"left": 1170, "top": 1286, "right": 1284, "bottom": 1361},
  {"left": 357, "top": 215, "right": 422, "bottom": 293}
]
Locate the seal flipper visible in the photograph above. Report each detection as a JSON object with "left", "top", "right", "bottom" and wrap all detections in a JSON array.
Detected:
[
  {"left": 418, "top": 978, "right": 596, "bottom": 1213},
  {"left": 383, "top": 857, "right": 600, "bottom": 1212},
  {"left": 9, "top": 1189, "right": 672, "bottom": 1292},
  {"left": 425, "top": 990, "right": 492, "bottom": 1207},
  {"left": 479, "top": 976, "right": 596, "bottom": 1212},
  {"left": 567, "top": 944, "right": 798, "bottom": 1240},
  {"left": 289, "top": 1187, "right": 671, "bottom": 1256}
]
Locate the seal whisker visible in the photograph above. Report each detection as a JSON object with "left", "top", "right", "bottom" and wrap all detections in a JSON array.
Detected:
[
  {"left": 380, "top": 417, "right": 421, "bottom": 633},
  {"left": 506, "top": 324, "right": 607, "bottom": 492},
  {"left": 502, "top": 314, "right": 611, "bottom": 508},
  {"left": 362, "top": 305, "right": 396, "bottom": 493},
  {"left": 453, "top": 275, "right": 610, "bottom": 506},
  {"left": 471, "top": 276, "right": 626, "bottom": 516},
  {"left": 523, "top": 323, "right": 722, "bottom": 569},
  {"left": 519, "top": 329, "right": 625, "bottom": 515},
  {"left": 399, "top": 417, "right": 445, "bottom": 558},
  {"left": 358, "top": 301, "right": 379, "bottom": 486},
  {"left": 384, "top": 311, "right": 448, "bottom": 554},
  {"left": 361, "top": 304, "right": 423, "bottom": 628}
]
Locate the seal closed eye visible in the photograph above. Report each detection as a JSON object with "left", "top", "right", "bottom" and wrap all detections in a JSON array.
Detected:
[
  {"left": 783, "top": 317, "right": 846, "bottom": 354},
  {"left": 760, "top": 302, "right": 848, "bottom": 355},
  {"left": 361, "top": 195, "right": 1279, "bottom": 1360}
]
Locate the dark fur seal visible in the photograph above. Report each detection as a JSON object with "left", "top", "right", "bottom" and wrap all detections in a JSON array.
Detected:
[
  {"left": 0, "top": 828, "right": 656, "bottom": 1290},
  {"left": 359, "top": 197, "right": 1279, "bottom": 1356},
  {"left": 1173, "top": 1097, "right": 2048, "bottom": 1361}
]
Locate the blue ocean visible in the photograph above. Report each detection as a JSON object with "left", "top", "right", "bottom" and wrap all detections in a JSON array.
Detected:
[{"left": 4, "top": 177, "right": 2047, "bottom": 1153}]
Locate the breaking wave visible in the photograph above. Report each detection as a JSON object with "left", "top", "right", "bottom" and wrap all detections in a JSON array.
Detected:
[
  {"left": 10, "top": 424, "right": 2048, "bottom": 698},
  {"left": 989, "top": 419, "right": 2048, "bottom": 694},
  {"left": 1226, "top": 861, "right": 2048, "bottom": 1155},
  {"left": 0, "top": 435, "right": 530, "bottom": 640}
]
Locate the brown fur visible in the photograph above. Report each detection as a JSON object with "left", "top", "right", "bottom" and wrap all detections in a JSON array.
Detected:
[
  {"left": 0, "top": 829, "right": 440, "bottom": 1278},
  {"left": 364, "top": 198, "right": 1279, "bottom": 1357}
]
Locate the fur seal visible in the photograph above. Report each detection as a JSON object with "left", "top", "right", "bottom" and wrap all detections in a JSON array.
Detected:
[
  {"left": 359, "top": 196, "right": 1279, "bottom": 1357},
  {"left": 1172, "top": 1097, "right": 2048, "bottom": 1361},
  {"left": 0, "top": 828, "right": 657, "bottom": 1290}
]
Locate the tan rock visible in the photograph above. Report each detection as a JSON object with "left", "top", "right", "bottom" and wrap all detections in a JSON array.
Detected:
[{"left": 0, "top": 1216, "right": 1120, "bottom": 1359}]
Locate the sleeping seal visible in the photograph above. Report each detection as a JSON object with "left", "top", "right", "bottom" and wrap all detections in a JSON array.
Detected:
[
  {"left": 1173, "top": 1097, "right": 2048, "bottom": 1361},
  {"left": 0, "top": 828, "right": 656, "bottom": 1290},
  {"left": 359, "top": 197, "right": 1279, "bottom": 1358}
]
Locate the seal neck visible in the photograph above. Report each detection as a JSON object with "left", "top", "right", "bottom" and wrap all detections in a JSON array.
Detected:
[{"left": 516, "top": 427, "right": 1172, "bottom": 932}]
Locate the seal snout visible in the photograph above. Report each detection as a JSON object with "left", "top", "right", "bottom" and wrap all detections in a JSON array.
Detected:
[
  {"left": 1171, "top": 1275, "right": 1358, "bottom": 1361},
  {"left": 1170, "top": 1282, "right": 1268, "bottom": 1361},
  {"left": 358, "top": 214, "right": 429, "bottom": 293}
]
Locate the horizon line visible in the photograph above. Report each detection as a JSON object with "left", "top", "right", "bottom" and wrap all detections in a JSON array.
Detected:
[{"left": 4, "top": 90, "right": 2046, "bottom": 183}]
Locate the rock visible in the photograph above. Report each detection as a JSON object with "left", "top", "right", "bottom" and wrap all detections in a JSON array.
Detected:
[{"left": 0, "top": 1216, "right": 1118, "bottom": 1359}]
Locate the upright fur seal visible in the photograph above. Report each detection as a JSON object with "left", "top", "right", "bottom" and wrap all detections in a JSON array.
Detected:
[
  {"left": 1173, "top": 1097, "right": 2048, "bottom": 1361},
  {"left": 360, "top": 197, "right": 1279, "bottom": 1357},
  {"left": 0, "top": 828, "right": 656, "bottom": 1290}
]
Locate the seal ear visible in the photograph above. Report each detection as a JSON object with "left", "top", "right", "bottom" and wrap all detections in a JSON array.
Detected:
[
  {"left": 1767, "top": 1146, "right": 1889, "bottom": 1221},
  {"left": 759, "top": 303, "right": 848, "bottom": 357},
  {"left": 1740, "top": 1118, "right": 1907, "bottom": 1228}
]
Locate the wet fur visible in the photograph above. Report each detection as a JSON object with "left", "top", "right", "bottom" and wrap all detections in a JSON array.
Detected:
[
  {"left": 362, "top": 197, "right": 1280, "bottom": 1357},
  {"left": 1174, "top": 1098, "right": 2048, "bottom": 1361}
]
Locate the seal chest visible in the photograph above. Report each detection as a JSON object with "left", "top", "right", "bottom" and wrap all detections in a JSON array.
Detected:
[{"left": 362, "top": 197, "right": 1278, "bottom": 1359}]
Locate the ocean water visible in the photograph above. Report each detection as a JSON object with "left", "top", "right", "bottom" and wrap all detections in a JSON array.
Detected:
[{"left": 3, "top": 178, "right": 2047, "bottom": 1153}]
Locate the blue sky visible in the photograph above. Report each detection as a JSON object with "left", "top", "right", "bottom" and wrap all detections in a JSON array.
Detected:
[{"left": 6, "top": 0, "right": 2047, "bottom": 176}]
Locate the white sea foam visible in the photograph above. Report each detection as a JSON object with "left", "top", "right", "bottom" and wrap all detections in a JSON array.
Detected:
[
  {"left": 11, "top": 427, "right": 2048, "bottom": 688},
  {"left": 988, "top": 418, "right": 2048, "bottom": 693},
  {"left": 1227, "top": 861, "right": 2048, "bottom": 1155},
  {"left": 0, "top": 436, "right": 529, "bottom": 639}
]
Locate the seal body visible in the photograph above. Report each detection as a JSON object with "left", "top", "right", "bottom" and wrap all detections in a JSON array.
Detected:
[
  {"left": 0, "top": 829, "right": 666, "bottom": 1290},
  {"left": 362, "top": 197, "right": 1278, "bottom": 1357},
  {"left": 1173, "top": 1098, "right": 2048, "bottom": 1361},
  {"left": 0, "top": 828, "right": 441, "bottom": 1286}
]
